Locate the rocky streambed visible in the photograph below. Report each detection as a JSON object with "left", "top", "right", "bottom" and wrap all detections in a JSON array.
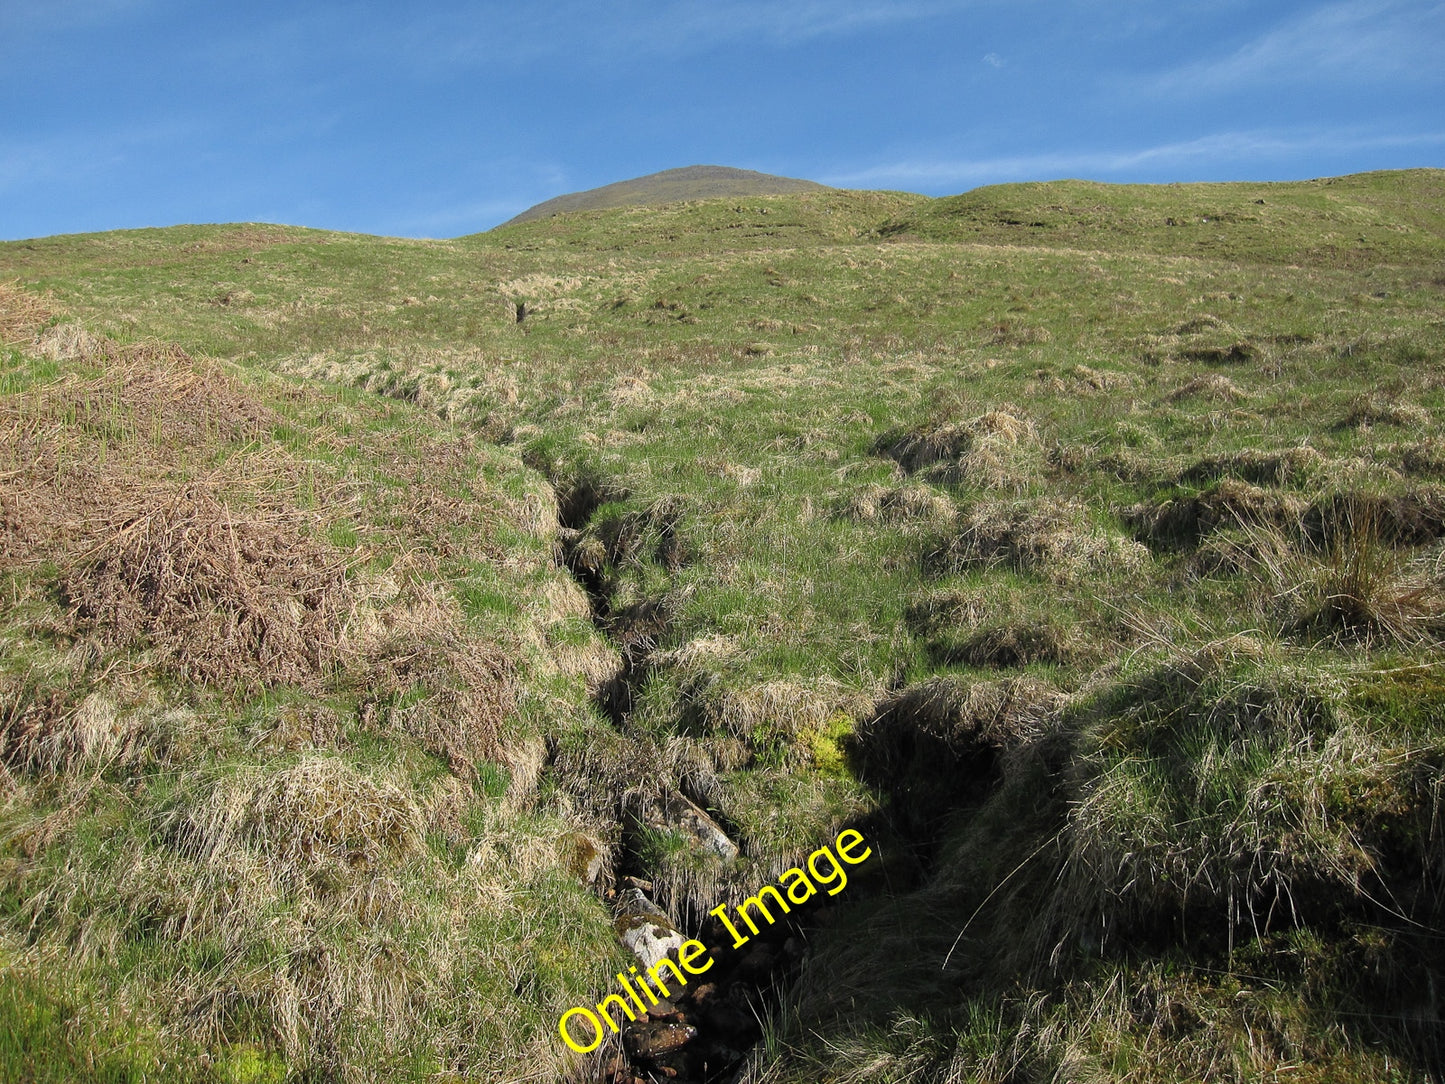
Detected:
[{"left": 592, "top": 880, "right": 807, "bottom": 1083}]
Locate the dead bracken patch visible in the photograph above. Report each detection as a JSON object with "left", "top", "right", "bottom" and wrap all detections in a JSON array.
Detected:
[
  {"left": 61, "top": 487, "right": 354, "bottom": 691},
  {"left": 1, "top": 341, "right": 287, "bottom": 569},
  {"left": 33, "top": 333, "right": 279, "bottom": 445},
  {"left": 360, "top": 607, "right": 515, "bottom": 774}
]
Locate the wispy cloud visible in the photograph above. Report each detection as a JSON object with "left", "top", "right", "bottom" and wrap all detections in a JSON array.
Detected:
[
  {"left": 982, "top": 52, "right": 1005, "bottom": 68},
  {"left": 0, "top": 0, "right": 157, "bottom": 38},
  {"left": 1147, "top": 0, "right": 1445, "bottom": 93},
  {"left": 650, "top": 0, "right": 972, "bottom": 46},
  {"left": 385, "top": 0, "right": 981, "bottom": 74},
  {"left": 824, "top": 128, "right": 1445, "bottom": 189},
  {"left": 0, "top": 120, "right": 199, "bottom": 197}
]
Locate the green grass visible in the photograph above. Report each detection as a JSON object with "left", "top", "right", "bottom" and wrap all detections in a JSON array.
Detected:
[{"left": 2, "top": 168, "right": 1445, "bottom": 1081}]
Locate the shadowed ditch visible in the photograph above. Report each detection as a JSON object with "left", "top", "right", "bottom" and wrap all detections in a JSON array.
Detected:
[{"left": 547, "top": 469, "right": 811, "bottom": 1082}]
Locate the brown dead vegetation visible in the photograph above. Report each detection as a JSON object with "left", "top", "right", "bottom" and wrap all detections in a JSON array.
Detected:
[
  {"left": 0, "top": 281, "right": 55, "bottom": 346},
  {"left": 34, "top": 331, "right": 279, "bottom": 444},
  {"left": 358, "top": 593, "right": 515, "bottom": 774},
  {"left": 60, "top": 487, "right": 354, "bottom": 691},
  {"left": 1, "top": 337, "right": 289, "bottom": 567},
  {"left": 0, "top": 672, "right": 189, "bottom": 776}
]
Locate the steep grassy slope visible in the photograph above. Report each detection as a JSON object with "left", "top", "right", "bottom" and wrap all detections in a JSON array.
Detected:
[{"left": 2, "top": 169, "right": 1444, "bottom": 1083}]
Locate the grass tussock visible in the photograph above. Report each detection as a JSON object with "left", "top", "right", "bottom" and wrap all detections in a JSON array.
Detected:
[
  {"left": 1125, "top": 479, "right": 1309, "bottom": 548},
  {"left": 835, "top": 483, "right": 956, "bottom": 527},
  {"left": 176, "top": 755, "right": 425, "bottom": 875},
  {"left": 935, "top": 499, "right": 1149, "bottom": 582},
  {"left": 877, "top": 408, "right": 1043, "bottom": 491},
  {"left": 1178, "top": 446, "right": 1327, "bottom": 487},
  {"left": 1056, "top": 650, "right": 1445, "bottom": 958},
  {"left": 355, "top": 582, "right": 517, "bottom": 776},
  {"left": 1264, "top": 499, "right": 1445, "bottom": 646},
  {"left": 1166, "top": 372, "right": 1246, "bottom": 402},
  {"left": 1339, "top": 393, "right": 1431, "bottom": 430}
]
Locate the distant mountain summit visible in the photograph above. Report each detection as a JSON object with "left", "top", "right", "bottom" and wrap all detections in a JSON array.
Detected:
[{"left": 499, "top": 165, "right": 829, "bottom": 227}]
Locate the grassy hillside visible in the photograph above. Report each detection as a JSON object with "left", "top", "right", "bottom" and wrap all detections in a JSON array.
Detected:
[
  {"left": 499, "top": 165, "right": 829, "bottom": 227},
  {"left": 2, "top": 168, "right": 1444, "bottom": 1083}
]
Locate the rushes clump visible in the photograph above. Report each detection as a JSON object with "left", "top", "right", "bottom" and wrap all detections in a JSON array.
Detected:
[{"left": 1264, "top": 497, "right": 1445, "bottom": 645}]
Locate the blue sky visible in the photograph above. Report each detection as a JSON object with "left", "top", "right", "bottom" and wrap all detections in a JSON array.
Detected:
[{"left": 1, "top": 0, "right": 1441, "bottom": 240}]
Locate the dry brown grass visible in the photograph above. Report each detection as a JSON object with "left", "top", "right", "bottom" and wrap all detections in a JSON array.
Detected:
[
  {"left": 32, "top": 332, "right": 279, "bottom": 443},
  {"left": 0, "top": 675, "right": 185, "bottom": 776},
  {"left": 0, "top": 281, "right": 55, "bottom": 346},
  {"left": 1166, "top": 373, "right": 1245, "bottom": 402},
  {"left": 359, "top": 599, "right": 515, "bottom": 775}
]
